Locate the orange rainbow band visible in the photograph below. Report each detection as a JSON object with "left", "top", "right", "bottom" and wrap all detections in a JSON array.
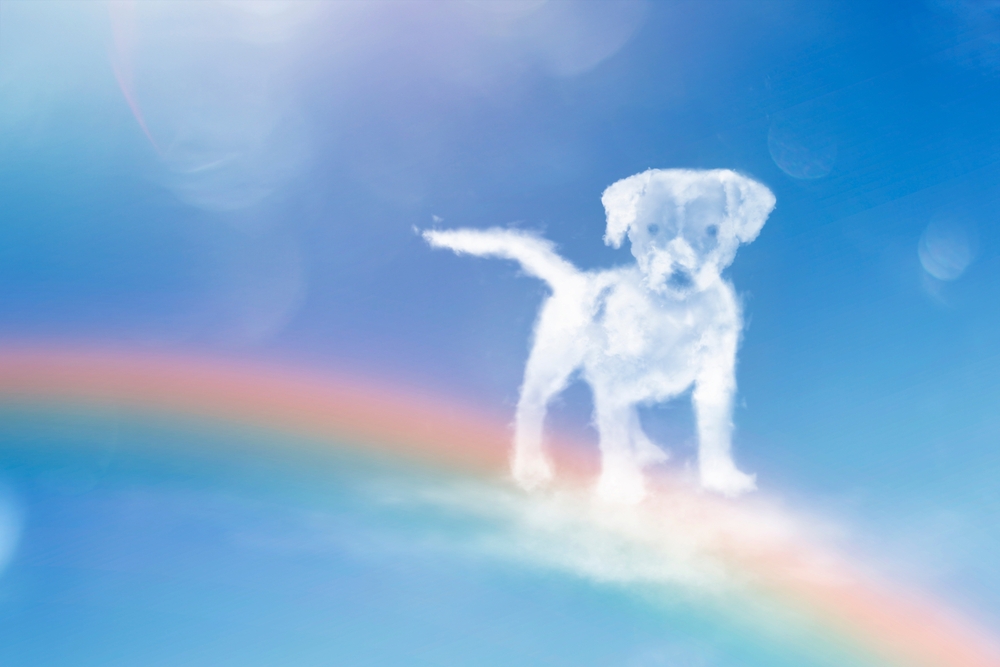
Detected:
[{"left": 0, "top": 346, "right": 566, "bottom": 475}]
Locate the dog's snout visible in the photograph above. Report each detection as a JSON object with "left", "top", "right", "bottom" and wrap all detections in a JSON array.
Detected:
[{"left": 667, "top": 267, "right": 693, "bottom": 290}]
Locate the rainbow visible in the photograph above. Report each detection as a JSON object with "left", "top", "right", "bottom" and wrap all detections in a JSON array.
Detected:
[{"left": 0, "top": 345, "right": 997, "bottom": 667}]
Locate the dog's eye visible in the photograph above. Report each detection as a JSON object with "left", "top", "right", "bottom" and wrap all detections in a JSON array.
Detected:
[
  {"left": 705, "top": 225, "right": 718, "bottom": 238},
  {"left": 647, "top": 224, "right": 660, "bottom": 235}
]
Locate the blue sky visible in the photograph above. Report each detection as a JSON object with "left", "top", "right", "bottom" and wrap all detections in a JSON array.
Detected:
[{"left": 2, "top": 1, "right": 1000, "bottom": 662}]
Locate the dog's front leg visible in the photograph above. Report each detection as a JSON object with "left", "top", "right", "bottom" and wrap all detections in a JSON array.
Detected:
[
  {"left": 591, "top": 393, "right": 649, "bottom": 503},
  {"left": 692, "top": 329, "right": 756, "bottom": 496}
]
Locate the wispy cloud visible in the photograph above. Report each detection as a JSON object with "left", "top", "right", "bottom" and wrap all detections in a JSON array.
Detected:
[{"left": 390, "top": 470, "right": 1000, "bottom": 667}]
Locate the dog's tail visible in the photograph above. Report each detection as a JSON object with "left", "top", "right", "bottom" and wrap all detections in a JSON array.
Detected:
[{"left": 423, "top": 227, "right": 580, "bottom": 291}]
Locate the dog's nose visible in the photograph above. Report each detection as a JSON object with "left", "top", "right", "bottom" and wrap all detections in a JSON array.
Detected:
[{"left": 667, "top": 267, "right": 693, "bottom": 290}]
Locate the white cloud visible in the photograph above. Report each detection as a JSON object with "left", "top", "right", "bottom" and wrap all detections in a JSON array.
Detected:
[
  {"left": 425, "top": 169, "right": 775, "bottom": 502},
  {"left": 396, "top": 472, "right": 847, "bottom": 635},
  {"left": 389, "top": 471, "right": 1000, "bottom": 667}
]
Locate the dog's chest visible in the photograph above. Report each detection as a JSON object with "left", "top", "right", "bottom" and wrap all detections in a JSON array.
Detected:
[{"left": 591, "top": 283, "right": 703, "bottom": 361}]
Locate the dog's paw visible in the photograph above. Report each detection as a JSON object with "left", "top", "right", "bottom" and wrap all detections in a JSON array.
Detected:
[
  {"left": 595, "top": 463, "right": 648, "bottom": 504},
  {"left": 700, "top": 463, "right": 757, "bottom": 497},
  {"left": 511, "top": 451, "right": 553, "bottom": 490}
]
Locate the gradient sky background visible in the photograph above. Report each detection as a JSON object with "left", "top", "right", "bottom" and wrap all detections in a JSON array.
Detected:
[{"left": 2, "top": 1, "right": 1000, "bottom": 664}]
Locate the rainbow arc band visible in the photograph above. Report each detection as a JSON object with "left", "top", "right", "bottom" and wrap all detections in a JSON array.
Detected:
[{"left": 0, "top": 346, "right": 997, "bottom": 667}]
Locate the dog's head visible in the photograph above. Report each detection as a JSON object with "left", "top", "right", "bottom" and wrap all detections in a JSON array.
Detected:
[{"left": 601, "top": 169, "right": 775, "bottom": 293}]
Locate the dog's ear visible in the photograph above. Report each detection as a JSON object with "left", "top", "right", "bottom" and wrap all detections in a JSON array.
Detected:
[
  {"left": 601, "top": 170, "right": 651, "bottom": 248},
  {"left": 722, "top": 171, "right": 776, "bottom": 245}
]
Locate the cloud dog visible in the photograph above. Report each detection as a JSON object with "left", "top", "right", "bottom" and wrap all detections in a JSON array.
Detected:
[{"left": 425, "top": 169, "right": 775, "bottom": 502}]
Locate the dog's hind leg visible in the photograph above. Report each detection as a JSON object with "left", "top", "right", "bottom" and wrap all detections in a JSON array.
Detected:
[{"left": 512, "top": 298, "right": 586, "bottom": 489}]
